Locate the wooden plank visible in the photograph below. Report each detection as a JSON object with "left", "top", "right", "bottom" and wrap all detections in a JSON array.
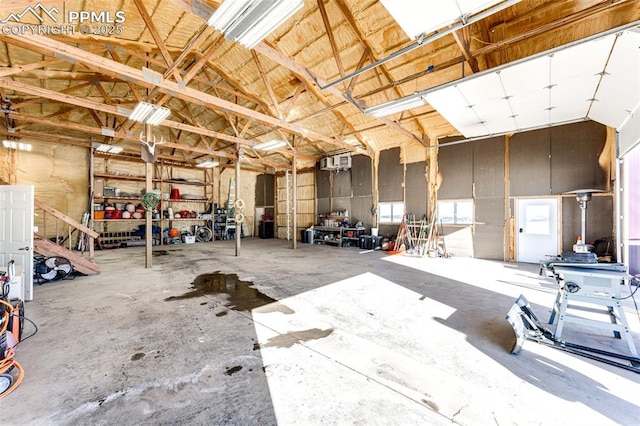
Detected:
[
  {"left": 452, "top": 27, "right": 480, "bottom": 73},
  {"left": 33, "top": 238, "right": 100, "bottom": 275},
  {"left": 34, "top": 198, "right": 99, "bottom": 239},
  {"left": 251, "top": 50, "right": 281, "bottom": 118},
  {"left": 317, "top": 0, "right": 346, "bottom": 79},
  {"left": 0, "top": 34, "right": 349, "bottom": 150}
]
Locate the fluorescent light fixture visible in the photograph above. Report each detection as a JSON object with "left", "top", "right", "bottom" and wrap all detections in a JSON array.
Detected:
[
  {"left": 129, "top": 102, "right": 171, "bottom": 125},
  {"left": 196, "top": 160, "right": 219, "bottom": 168},
  {"left": 207, "top": 0, "right": 304, "bottom": 48},
  {"left": 364, "top": 95, "right": 426, "bottom": 117},
  {"left": 253, "top": 139, "right": 287, "bottom": 150},
  {"left": 95, "top": 143, "right": 124, "bottom": 154},
  {"left": 2, "top": 140, "right": 31, "bottom": 151}
]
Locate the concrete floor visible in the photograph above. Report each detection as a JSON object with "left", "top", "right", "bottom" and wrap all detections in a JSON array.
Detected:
[{"left": 3, "top": 238, "right": 640, "bottom": 425}]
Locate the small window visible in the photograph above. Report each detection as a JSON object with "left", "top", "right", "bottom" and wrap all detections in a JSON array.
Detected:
[
  {"left": 437, "top": 200, "right": 473, "bottom": 225},
  {"left": 378, "top": 202, "right": 404, "bottom": 224}
]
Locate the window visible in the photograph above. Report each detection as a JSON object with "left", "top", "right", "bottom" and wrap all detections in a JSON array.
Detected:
[
  {"left": 437, "top": 200, "right": 474, "bottom": 225},
  {"left": 378, "top": 202, "right": 404, "bottom": 224}
]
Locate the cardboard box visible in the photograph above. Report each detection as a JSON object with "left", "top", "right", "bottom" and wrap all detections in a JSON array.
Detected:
[
  {"left": 182, "top": 235, "right": 196, "bottom": 244},
  {"left": 95, "top": 179, "right": 104, "bottom": 196}
]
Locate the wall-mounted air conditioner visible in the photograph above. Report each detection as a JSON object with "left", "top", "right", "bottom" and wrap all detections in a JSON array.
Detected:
[
  {"left": 320, "top": 156, "right": 336, "bottom": 170},
  {"left": 333, "top": 154, "right": 352, "bottom": 170}
]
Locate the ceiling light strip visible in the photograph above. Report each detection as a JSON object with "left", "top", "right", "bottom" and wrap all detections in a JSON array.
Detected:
[
  {"left": 253, "top": 139, "right": 287, "bottom": 150},
  {"left": 365, "top": 95, "right": 426, "bottom": 117},
  {"left": 129, "top": 102, "right": 171, "bottom": 125},
  {"left": 208, "top": 0, "right": 303, "bottom": 48}
]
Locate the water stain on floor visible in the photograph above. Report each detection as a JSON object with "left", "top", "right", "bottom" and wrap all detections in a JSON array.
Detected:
[
  {"left": 164, "top": 272, "right": 276, "bottom": 311},
  {"left": 225, "top": 366, "right": 243, "bottom": 376},
  {"left": 263, "top": 328, "right": 334, "bottom": 348}
]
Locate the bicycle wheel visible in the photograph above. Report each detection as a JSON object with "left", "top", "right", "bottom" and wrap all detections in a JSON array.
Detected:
[{"left": 38, "top": 256, "right": 73, "bottom": 282}]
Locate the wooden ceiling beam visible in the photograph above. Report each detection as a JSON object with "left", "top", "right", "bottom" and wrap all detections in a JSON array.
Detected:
[
  {"left": 163, "top": 24, "right": 210, "bottom": 81},
  {"left": 10, "top": 81, "right": 94, "bottom": 110},
  {"left": 0, "top": 78, "right": 320, "bottom": 162},
  {"left": 0, "top": 34, "right": 347, "bottom": 148},
  {"left": 107, "top": 49, "right": 144, "bottom": 103},
  {"left": 168, "top": 0, "right": 382, "bottom": 154},
  {"left": 7, "top": 34, "right": 340, "bottom": 145},
  {"left": 4, "top": 34, "right": 339, "bottom": 149},
  {"left": 283, "top": 81, "right": 306, "bottom": 121},
  {"left": 473, "top": 0, "right": 635, "bottom": 58},
  {"left": 183, "top": 36, "right": 225, "bottom": 83},
  {"left": 317, "top": 0, "right": 346, "bottom": 82},
  {"left": 10, "top": 112, "right": 236, "bottom": 160},
  {"left": 452, "top": 26, "right": 480, "bottom": 73},
  {"left": 251, "top": 50, "right": 281, "bottom": 118},
  {"left": 332, "top": 0, "right": 427, "bottom": 145},
  {"left": 133, "top": 0, "right": 183, "bottom": 84},
  {"left": 347, "top": 48, "right": 370, "bottom": 95}
]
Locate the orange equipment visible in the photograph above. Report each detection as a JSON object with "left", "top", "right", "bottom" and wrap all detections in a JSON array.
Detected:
[{"left": 0, "top": 298, "right": 24, "bottom": 398}]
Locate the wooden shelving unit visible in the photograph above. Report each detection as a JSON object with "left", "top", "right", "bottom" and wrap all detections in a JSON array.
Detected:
[{"left": 91, "top": 152, "right": 221, "bottom": 246}]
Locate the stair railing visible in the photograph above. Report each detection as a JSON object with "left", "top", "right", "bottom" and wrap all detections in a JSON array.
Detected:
[{"left": 34, "top": 199, "right": 99, "bottom": 262}]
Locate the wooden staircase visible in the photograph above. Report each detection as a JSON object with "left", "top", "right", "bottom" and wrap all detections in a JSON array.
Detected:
[
  {"left": 34, "top": 237, "right": 100, "bottom": 275},
  {"left": 33, "top": 199, "right": 100, "bottom": 276}
]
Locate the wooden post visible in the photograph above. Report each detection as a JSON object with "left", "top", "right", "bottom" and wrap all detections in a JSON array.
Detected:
[
  {"left": 235, "top": 148, "right": 241, "bottom": 257},
  {"left": 372, "top": 151, "right": 379, "bottom": 226},
  {"left": 428, "top": 136, "right": 439, "bottom": 221},
  {"left": 292, "top": 147, "right": 297, "bottom": 250},
  {"left": 504, "top": 134, "right": 512, "bottom": 261},
  {"left": 145, "top": 123, "right": 153, "bottom": 268}
]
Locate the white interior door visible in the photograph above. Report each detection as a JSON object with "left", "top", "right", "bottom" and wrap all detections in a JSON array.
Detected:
[
  {"left": 0, "top": 185, "right": 34, "bottom": 300},
  {"left": 516, "top": 197, "right": 559, "bottom": 264}
]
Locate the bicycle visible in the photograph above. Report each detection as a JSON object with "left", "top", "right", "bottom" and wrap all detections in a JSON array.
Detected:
[{"left": 33, "top": 254, "right": 73, "bottom": 284}]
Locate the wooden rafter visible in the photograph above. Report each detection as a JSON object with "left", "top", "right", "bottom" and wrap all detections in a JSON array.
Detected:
[
  {"left": 41, "top": 40, "right": 339, "bottom": 146},
  {"left": 317, "top": 0, "right": 346, "bottom": 79},
  {"left": 333, "top": 0, "right": 429, "bottom": 145},
  {"left": 163, "top": 24, "right": 210, "bottom": 80},
  {"left": 168, "top": 0, "right": 378, "bottom": 154},
  {"left": 10, "top": 81, "right": 94, "bottom": 110},
  {"left": 0, "top": 77, "right": 319, "bottom": 162},
  {"left": 133, "top": 0, "right": 183, "bottom": 84},
  {"left": 347, "top": 48, "right": 370, "bottom": 95},
  {"left": 184, "top": 36, "right": 225, "bottom": 83},
  {"left": 283, "top": 82, "right": 306, "bottom": 121},
  {"left": 251, "top": 50, "right": 281, "bottom": 118},
  {"left": 452, "top": 26, "right": 480, "bottom": 73}
]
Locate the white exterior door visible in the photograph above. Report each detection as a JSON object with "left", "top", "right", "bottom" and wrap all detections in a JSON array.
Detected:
[
  {"left": 0, "top": 185, "right": 34, "bottom": 300},
  {"left": 516, "top": 197, "right": 559, "bottom": 264}
]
